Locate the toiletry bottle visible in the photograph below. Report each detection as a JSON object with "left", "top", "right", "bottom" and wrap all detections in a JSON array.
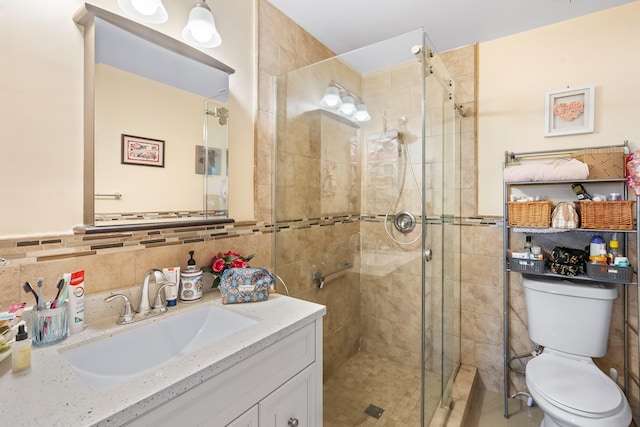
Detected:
[
  {"left": 523, "top": 236, "right": 533, "bottom": 256},
  {"left": 531, "top": 246, "right": 543, "bottom": 261},
  {"left": 12, "top": 324, "right": 31, "bottom": 373},
  {"left": 589, "top": 235, "right": 604, "bottom": 261},
  {"left": 572, "top": 183, "right": 592, "bottom": 200},
  {"left": 608, "top": 239, "right": 622, "bottom": 264},
  {"left": 68, "top": 270, "right": 86, "bottom": 334},
  {"left": 180, "top": 251, "right": 203, "bottom": 303},
  {"left": 162, "top": 267, "right": 180, "bottom": 307}
]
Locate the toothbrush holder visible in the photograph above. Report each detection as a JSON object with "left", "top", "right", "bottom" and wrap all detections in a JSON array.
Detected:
[{"left": 31, "top": 305, "right": 69, "bottom": 347}]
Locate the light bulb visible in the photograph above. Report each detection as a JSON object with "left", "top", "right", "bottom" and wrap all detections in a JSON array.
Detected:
[
  {"left": 118, "top": 0, "right": 167, "bottom": 23},
  {"left": 131, "top": 0, "right": 158, "bottom": 15},
  {"left": 338, "top": 96, "right": 356, "bottom": 116},
  {"left": 320, "top": 86, "right": 342, "bottom": 108},
  {"left": 191, "top": 22, "right": 214, "bottom": 43},
  {"left": 182, "top": 2, "right": 222, "bottom": 48},
  {"left": 353, "top": 104, "right": 371, "bottom": 122}
]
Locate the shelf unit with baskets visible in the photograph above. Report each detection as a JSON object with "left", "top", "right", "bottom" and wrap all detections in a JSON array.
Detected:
[{"left": 501, "top": 143, "right": 639, "bottom": 420}]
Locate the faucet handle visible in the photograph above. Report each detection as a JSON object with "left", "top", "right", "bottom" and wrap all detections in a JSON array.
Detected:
[
  {"left": 152, "top": 282, "right": 176, "bottom": 311},
  {"left": 104, "top": 294, "right": 135, "bottom": 324}
]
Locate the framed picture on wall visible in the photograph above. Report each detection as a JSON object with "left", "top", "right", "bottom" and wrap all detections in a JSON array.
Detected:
[
  {"left": 121, "top": 134, "right": 165, "bottom": 167},
  {"left": 544, "top": 85, "right": 594, "bottom": 137},
  {"left": 195, "top": 145, "right": 222, "bottom": 175}
]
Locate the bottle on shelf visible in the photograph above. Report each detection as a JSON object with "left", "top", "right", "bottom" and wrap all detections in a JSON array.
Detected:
[
  {"left": 589, "top": 235, "right": 605, "bottom": 261},
  {"left": 572, "top": 183, "right": 592, "bottom": 200},
  {"left": 524, "top": 236, "right": 533, "bottom": 256},
  {"left": 531, "top": 246, "right": 543, "bottom": 261},
  {"left": 608, "top": 239, "right": 622, "bottom": 265}
]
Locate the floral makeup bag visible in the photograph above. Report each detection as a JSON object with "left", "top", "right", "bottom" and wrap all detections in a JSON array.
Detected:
[{"left": 219, "top": 268, "right": 274, "bottom": 304}]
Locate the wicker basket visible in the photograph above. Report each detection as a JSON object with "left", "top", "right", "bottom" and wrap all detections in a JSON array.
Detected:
[
  {"left": 507, "top": 201, "right": 552, "bottom": 228},
  {"left": 574, "top": 200, "right": 635, "bottom": 230}
]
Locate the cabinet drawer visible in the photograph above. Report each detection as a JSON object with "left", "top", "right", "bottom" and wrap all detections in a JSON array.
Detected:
[{"left": 126, "top": 322, "right": 316, "bottom": 426}]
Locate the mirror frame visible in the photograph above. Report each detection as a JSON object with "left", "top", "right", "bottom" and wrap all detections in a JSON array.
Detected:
[{"left": 73, "top": 3, "right": 235, "bottom": 234}]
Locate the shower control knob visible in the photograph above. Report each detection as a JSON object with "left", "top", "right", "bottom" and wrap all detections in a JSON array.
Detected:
[
  {"left": 424, "top": 249, "right": 433, "bottom": 262},
  {"left": 288, "top": 417, "right": 299, "bottom": 427}
]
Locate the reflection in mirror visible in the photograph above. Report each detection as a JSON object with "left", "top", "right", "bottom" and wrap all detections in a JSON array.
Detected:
[{"left": 73, "top": 4, "right": 234, "bottom": 231}]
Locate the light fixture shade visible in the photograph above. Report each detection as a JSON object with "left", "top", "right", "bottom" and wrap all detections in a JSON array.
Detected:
[
  {"left": 118, "top": 0, "right": 168, "bottom": 23},
  {"left": 338, "top": 96, "right": 356, "bottom": 116},
  {"left": 182, "top": 1, "right": 222, "bottom": 48},
  {"left": 320, "top": 86, "right": 342, "bottom": 108},
  {"left": 353, "top": 104, "right": 371, "bottom": 122}
]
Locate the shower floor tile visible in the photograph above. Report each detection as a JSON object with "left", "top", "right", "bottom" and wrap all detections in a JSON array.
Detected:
[{"left": 323, "top": 351, "right": 424, "bottom": 426}]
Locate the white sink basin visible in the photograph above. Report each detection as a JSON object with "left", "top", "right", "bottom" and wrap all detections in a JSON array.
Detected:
[{"left": 61, "top": 305, "right": 257, "bottom": 391}]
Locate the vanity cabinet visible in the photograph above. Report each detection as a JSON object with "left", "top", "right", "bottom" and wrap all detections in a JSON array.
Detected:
[
  {"left": 501, "top": 144, "right": 640, "bottom": 419},
  {"left": 126, "top": 320, "right": 322, "bottom": 427}
]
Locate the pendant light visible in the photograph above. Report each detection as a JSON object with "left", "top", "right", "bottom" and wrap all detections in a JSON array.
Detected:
[
  {"left": 182, "top": 0, "right": 222, "bottom": 48},
  {"left": 117, "top": 0, "right": 168, "bottom": 24},
  {"left": 353, "top": 104, "right": 371, "bottom": 122},
  {"left": 320, "top": 86, "right": 342, "bottom": 108},
  {"left": 338, "top": 96, "right": 356, "bottom": 116}
]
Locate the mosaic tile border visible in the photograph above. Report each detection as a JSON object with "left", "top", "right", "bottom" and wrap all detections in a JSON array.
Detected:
[{"left": 0, "top": 215, "right": 501, "bottom": 266}]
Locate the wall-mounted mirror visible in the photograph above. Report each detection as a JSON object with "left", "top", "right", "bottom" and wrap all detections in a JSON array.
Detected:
[{"left": 74, "top": 4, "right": 235, "bottom": 232}]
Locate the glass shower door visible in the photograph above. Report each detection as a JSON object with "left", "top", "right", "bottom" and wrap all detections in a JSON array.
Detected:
[{"left": 421, "top": 41, "right": 462, "bottom": 422}]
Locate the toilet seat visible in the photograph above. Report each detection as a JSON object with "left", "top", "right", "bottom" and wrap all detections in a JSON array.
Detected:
[{"left": 527, "top": 352, "right": 624, "bottom": 417}]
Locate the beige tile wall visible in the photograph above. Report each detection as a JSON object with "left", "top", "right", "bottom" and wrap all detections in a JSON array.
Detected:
[{"left": 0, "top": 222, "right": 273, "bottom": 310}]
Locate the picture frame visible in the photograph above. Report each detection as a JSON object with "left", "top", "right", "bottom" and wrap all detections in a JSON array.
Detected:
[
  {"left": 195, "top": 145, "right": 222, "bottom": 175},
  {"left": 544, "top": 85, "right": 594, "bottom": 137},
  {"left": 121, "top": 134, "right": 165, "bottom": 167}
]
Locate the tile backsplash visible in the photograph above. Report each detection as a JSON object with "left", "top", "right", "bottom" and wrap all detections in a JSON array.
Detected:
[{"left": 0, "top": 221, "right": 273, "bottom": 310}]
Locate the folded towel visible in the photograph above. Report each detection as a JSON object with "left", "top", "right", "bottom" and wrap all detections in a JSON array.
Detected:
[{"left": 504, "top": 158, "right": 589, "bottom": 182}]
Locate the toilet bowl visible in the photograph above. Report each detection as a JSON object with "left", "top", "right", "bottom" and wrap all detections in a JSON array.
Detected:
[
  {"left": 526, "top": 350, "right": 631, "bottom": 427},
  {"left": 521, "top": 276, "right": 631, "bottom": 427}
]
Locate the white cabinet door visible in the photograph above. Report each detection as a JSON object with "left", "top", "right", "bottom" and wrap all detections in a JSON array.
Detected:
[
  {"left": 259, "top": 365, "right": 315, "bottom": 427},
  {"left": 227, "top": 405, "right": 259, "bottom": 427}
]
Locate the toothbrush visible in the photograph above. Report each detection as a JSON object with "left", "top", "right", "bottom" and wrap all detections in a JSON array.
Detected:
[
  {"left": 37, "top": 277, "right": 44, "bottom": 310},
  {"left": 56, "top": 273, "right": 71, "bottom": 307},
  {"left": 22, "top": 282, "right": 39, "bottom": 307},
  {"left": 51, "top": 278, "right": 65, "bottom": 308}
]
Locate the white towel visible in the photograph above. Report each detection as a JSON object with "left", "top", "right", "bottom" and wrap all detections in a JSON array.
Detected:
[{"left": 504, "top": 158, "right": 589, "bottom": 182}]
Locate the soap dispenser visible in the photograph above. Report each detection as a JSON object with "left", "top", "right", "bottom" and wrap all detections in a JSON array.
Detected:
[
  {"left": 180, "top": 251, "right": 203, "bottom": 303},
  {"left": 12, "top": 324, "right": 31, "bottom": 373}
]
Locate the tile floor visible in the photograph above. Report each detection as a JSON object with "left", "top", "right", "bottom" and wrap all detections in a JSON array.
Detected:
[
  {"left": 323, "top": 350, "right": 544, "bottom": 426},
  {"left": 475, "top": 389, "right": 543, "bottom": 427}
]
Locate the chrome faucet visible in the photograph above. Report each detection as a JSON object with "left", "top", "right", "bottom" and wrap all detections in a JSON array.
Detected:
[
  {"left": 104, "top": 269, "right": 177, "bottom": 325},
  {"left": 139, "top": 269, "right": 168, "bottom": 314}
]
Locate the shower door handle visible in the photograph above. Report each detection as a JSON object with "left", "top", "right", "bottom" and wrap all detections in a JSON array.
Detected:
[{"left": 424, "top": 249, "right": 433, "bottom": 262}]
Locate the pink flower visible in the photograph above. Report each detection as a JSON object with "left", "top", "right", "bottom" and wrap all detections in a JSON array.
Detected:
[
  {"left": 224, "top": 250, "right": 241, "bottom": 257},
  {"left": 212, "top": 258, "right": 226, "bottom": 272},
  {"left": 230, "top": 259, "right": 248, "bottom": 269}
]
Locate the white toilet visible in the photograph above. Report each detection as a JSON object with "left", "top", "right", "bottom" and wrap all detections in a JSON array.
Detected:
[{"left": 522, "top": 275, "right": 632, "bottom": 427}]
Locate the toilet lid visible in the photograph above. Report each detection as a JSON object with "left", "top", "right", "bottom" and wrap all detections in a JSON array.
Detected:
[{"left": 527, "top": 353, "right": 622, "bottom": 415}]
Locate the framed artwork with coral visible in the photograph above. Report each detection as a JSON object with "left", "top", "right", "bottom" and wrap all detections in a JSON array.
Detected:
[{"left": 544, "top": 85, "right": 594, "bottom": 137}]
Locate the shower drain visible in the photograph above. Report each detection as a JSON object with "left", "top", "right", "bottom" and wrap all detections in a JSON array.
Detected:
[{"left": 364, "top": 403, "right": 385, "bottom": 419}]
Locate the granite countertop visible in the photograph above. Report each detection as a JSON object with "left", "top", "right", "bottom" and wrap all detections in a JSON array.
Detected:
[{"left": 0, "top": 290, "right": 325, "bottom": 426}]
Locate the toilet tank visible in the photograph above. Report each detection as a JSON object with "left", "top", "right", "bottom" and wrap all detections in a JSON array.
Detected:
[{"left": 522, "top": 275, "right": 617, "bottom": 357}]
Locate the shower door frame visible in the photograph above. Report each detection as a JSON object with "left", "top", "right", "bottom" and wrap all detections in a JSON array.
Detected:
[{"left": 420, "top": 36, "right": 463, "bottom": 424}]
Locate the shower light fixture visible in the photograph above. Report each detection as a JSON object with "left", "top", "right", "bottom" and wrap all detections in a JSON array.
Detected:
[
  {"left": 320, "top": 82, "right": 371, "bottom": 122},
  {"left": 182, "top": 0, "right": 222, "bottom": 48},
  {"left": 118, "top": 0, "right": 168, "bottom": 23},
  {"left": 353, "top": 104, "right": 371, "bottom": 122},
  {"left": 320, "top": 86, "right": 342, "bottom": 108},
  {"left": 338, "top": 96, "right": 356, "bottom": 116}
]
